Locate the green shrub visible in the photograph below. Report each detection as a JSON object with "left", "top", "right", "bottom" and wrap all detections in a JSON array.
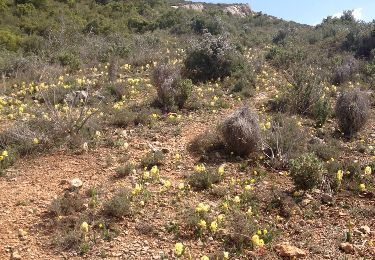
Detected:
[
  {"left": 115, "top": 163, "right": 135, "bottom": 178},
  {"left": 335, "top": 88, "right": 370, "bottom": 137},
  {"left": 290, "top": 153, "right": 324, "bottom": 191},
  {"left": 188, "top": 169, "right": 222, "bottom": 191},
  {"left": 103, "top": 189, "right": 132, "bottom": 218},
  {"left": 312, "top": 97, "right": 331, "bottom": 128},
  {"left": 109, "top": 107, "right": 160, "bottom": 127},
  {"left": 140, "top": 150, "right": 165, "bottom": 169},
  {"left": 221, "top": 106, "right": 261, "bottom": 156},
  {"left": 0, "top": 29, "right": 21, "bottom": 51},
  {"left": 58, "top": 52, "right": 81, "bottom": 72},
  {"left": 15, "top": 0, "right": 48, "bottom": 8},
  {"left": 309, "top": 141, "right": 341, "bottom": 161},
  {"left": 184, "top": 33, "right": 243, "bottom": 83}
]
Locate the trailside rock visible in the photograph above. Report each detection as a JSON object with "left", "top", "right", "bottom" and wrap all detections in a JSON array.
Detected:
[{"left": 275, "top": 243, "right": 307, "bottom": 258}]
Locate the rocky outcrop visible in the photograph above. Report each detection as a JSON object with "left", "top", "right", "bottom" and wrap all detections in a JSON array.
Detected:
[
  {"left": 173, "top": 3, "right": 251, "bottom": 17},
  {"left": 179, "top": 4, "right": 205, "bottom": 12},
  {"left": 224, "top": 4, "right": 252, "bottom": 17}
]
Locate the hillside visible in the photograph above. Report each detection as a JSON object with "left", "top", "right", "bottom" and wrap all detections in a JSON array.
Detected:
[{"left": 0, "top": 0, "right": 375, "bottom": 259}]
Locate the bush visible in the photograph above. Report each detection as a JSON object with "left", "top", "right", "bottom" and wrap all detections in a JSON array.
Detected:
[
  {"left": 109, "top": 106, "right": 161, "bottom": 127},
  {"left": 140, "top": 150, "right": 165, "bottom": 169},
  {"left": 184, "top": 33, "right": 243, "bottom": 83},
  {"left": 335, "top": 88, "right": 370, "bottom": 137},
  {"left": 290, "top": 153, "right": 324, "bottom": 191},
  {"left": 0, "top": 29, "right": 21, "bottom": 51},
  {"left": 312, "top": 97, "right": 331, "bottom": 128},
  {"left": 220, "top": 106, "right": 261, "bottom": 156},
  {"left": 188, "top": 130, "right": 224, "bottom": 155},
  {"left": 50, "top": 192, "right": 85, "bottom": 216},
  {"left": 115, "top": 163, "right": 135, "bottom": 178},
  {"left": 103, "top": 189, "right": 132, "bottom": 218},
  {"left": 151, "top": 64, "right": 193, "bottom": 112},
  {"left": 58, "top": 52, "right": 81, "bottom": 72},
  {"left": 263, "top": 115, "right": 307, "bottom": 169},
  {"left": 188, "top": 169, "right": 222, "bottom": 191},
  {"left": 15, "top": 0, "right": 48, "bottom": 8}
]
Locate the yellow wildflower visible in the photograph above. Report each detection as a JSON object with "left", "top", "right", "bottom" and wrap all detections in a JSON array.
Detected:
[
  {"left": 178, "top": 182, "right": 185, "bottom": 190},
  {"left": 198, "top": 219, "right": 206, "bottom": 230},
  {"left": 246, "top": 207, "right": 253, "bottom": 217},
  {"left": 233, "top": 196, "right": 241, "bottom": 204},
  {"left": 222, "top": 202, "right": 228, "bottom": 211},
  {"left": 336, "top": 170, "right": 343, "bottom": 182},
  {"left": 359, "top": 183, "right": 366, "bottom": 192},
  {"left": 195, "top": 164, "right": 206, "bottom": 173},
  {"left": 132, "top": 183, "right": 142, "bottom": 195},
  {"left": 364, "top": 166, "right": 372, "bottom": 176},
  {"left": 151, "top": 165, "right": 159, "bottom": 176},
  {"left": 80, "top": 222, "right": 89, "bottom": 233},
  {"left": 196, "top": 203, "right": 209, "bottom": 213},
  {"left": 210, "top": 221, "right": 218, "bottom": 233},
  {"left": 174, "top": 242, "right": 184, "bottom": 257},
  {"left": 218, "top": 165, "right": 225, "bottom": 175}
]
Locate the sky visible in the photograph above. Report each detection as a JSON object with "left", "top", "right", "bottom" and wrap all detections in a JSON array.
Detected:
[{"left": 190, "top": 0, "right": 375, "bottom": 25}]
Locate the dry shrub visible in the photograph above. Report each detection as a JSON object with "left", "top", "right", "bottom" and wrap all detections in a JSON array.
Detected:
[
  {"left": 151, "top": 63, "right": 192, "bottom": 112},
  {"left": 220, "top": 106, "right": 261, "bottom": 156},
  {"left": 103, "top": 189, "right": 132, "bottom": 218},
  {"left": 50, "top": 191, "right": 85, "bottom": 216},
  {"left": 335, "top": 88, "right": 370, "bottom": 137},
  {"left": 263, "top": 114, "right": 307, "bottom": 169}
]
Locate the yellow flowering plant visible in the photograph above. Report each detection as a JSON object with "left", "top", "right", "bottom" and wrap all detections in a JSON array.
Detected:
[{"left": 174, "top": 242, "right": 184, "bottom": 257}]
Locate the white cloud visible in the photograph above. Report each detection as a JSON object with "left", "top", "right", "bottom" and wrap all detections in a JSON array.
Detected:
[
  {"left": 332, "top": 8, "right": 363, "bottom": 20},
  {"left": 353, "top": 8, "right": 363, "bottom": 20}
]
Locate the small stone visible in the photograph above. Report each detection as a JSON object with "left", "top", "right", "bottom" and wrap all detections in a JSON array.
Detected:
[
  {"left": 18, "top": 229, "right": 27, "bottom": 241},
  {"left": 11, "top": 251, "right": 22, "bottom": 260},
  {"left": 301, "top": 199, "right": 311, "bottom": 206},
  {"left": 339, "top": 242, "right": 355, "bottom": 254},
  {"left": 70, "top": 178, "right": 83, "bottom": 189},
  {"left": 275, "top": 243, "right": 307, "bottom": 258},
  {"left": 359, "top": 225, "right": 370, "bottom": 235},
  {"left": 321, "top": 194, "right": 334, "bottom": 205}
]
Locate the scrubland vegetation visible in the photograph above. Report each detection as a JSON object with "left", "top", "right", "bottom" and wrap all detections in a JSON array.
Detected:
[{"left": 0, "top": 0, "right": 374, "bottom": 259}]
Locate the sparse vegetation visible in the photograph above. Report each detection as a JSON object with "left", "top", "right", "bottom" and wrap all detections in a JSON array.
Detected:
[{"left": 0, "top": 1, "right": 374, "bottom": 259}]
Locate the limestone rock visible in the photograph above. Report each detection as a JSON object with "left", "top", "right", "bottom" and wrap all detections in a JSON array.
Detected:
[
  {"left": 339, "top": 242, "right": 355, "bottom": 254},
  {"left": 275, "top": 243, "right": 307, "bottom": 258}
]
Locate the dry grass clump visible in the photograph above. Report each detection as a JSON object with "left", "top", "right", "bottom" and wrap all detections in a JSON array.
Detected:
[
  {"left": 335, "top": 88, "right": 370, "bottom": 137},
  {"left": 263, "top": 114, "right": 307, "bottom": 169},
  {"left": 220, "top": 106, "right": 261, "bottom": 156}
]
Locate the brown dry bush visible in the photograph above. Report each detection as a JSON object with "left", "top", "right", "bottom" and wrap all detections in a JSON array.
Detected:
[
  {"left": 220, "top": 106, "right": 261, "bottom": 156},
  {"left": 335, "top": 88, "right": 370, "bottom": 137}
]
